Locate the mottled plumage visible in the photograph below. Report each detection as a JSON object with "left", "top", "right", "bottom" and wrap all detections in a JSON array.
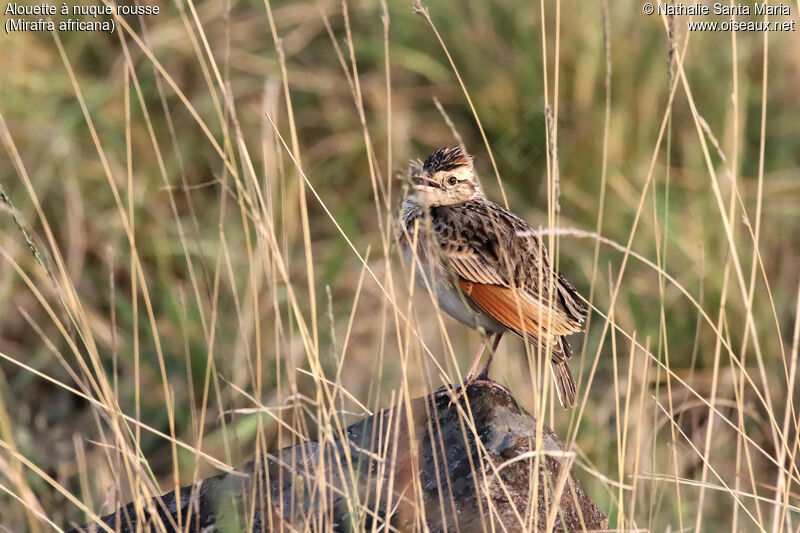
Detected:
[{"left": 398, "top": 147, "right": 587, "bottom": 407}]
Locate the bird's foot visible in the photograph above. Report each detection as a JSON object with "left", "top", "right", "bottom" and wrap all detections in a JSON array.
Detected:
[
  {"left": 468, "top": 378, "right": 512, "bottom": 396},
  {"left": 440, "top": 375, "right": 472, "bottom": 407},
  {"left": 442, "top": 374, "right": 509, "bottom": 407}
]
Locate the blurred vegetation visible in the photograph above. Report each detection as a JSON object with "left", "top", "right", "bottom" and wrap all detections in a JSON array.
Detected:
[{"left": 1, "top": 0, "right": 799, "bottom": 530}]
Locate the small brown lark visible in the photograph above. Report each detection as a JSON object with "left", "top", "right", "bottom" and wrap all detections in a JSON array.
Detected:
[{"left": 399, "top": 147, "right": 587, "bottom": 408}]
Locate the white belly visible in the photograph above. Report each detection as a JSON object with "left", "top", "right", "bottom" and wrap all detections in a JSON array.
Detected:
[
  {"left": 436, "top": 285, "right": 505, "bottom": 333},
  {"left": 402, "top": 247, "right": 505, "bottom": 335}
]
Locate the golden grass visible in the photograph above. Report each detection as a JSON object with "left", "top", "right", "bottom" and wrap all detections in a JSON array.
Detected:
[{"left": 0, "top": 0, "right": 799, "bottom": 530}]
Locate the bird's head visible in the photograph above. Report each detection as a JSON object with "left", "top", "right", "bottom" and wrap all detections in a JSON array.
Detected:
[{"left": 409, "top": 147, "right": 481, "bottom": 207}]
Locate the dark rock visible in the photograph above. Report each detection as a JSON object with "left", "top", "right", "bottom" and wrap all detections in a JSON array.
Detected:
[{"left": 72, "top": 382, "right": 607, "bottom": 532}]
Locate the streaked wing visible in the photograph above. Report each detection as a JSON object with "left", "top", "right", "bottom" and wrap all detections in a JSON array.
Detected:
[
  {"left": 440, "top": 245, "right": 506, "bottom": 285},
  {"left": 431, "top": 199, "right": 586, "bottom": 337},
  {"left": 431, "top": 201, "right": 519, "bottom": 287}
]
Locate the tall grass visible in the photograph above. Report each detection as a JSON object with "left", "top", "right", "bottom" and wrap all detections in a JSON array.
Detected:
[{"left": 1, "top": 0, "right": 799, "bottom": 530}]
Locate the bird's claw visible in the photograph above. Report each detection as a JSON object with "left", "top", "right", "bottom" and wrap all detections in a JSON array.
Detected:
[
  {"left": 445, "top": 375, "right": 510, "bottom": 407},
  {"left": 446, "top": 375, "right": 476, "bottom": 407}
]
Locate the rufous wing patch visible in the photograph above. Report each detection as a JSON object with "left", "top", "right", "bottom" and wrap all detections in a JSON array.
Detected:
[{"left": 457, "top": 279, "right": 577, "bottom": 338}]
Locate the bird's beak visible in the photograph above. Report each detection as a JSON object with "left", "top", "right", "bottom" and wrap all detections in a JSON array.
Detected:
[{"left": 411, "top": 172, "right": 439, "bottom": 189}]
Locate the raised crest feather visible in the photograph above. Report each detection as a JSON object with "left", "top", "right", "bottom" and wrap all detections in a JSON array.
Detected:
[{"left": 423, "top": 146, "right": 473, "bottom": 173}]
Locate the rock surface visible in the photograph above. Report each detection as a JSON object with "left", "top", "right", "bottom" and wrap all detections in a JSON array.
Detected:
[{"left": 74, "top": 382, "right": 607, "bottom": 532}]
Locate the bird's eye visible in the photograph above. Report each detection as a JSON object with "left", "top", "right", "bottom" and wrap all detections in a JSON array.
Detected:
[{"left": 447, "top": 176, "right": 458, "bottom": 186}]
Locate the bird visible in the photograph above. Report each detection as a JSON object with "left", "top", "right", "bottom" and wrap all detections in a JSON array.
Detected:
[{"left": 398, "top": 146, "right": 587, "bottom": 408}]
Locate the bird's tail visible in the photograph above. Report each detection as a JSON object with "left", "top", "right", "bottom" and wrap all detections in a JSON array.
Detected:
[{"left": 551, "top": 360, "right": 578, "bottom": 409}]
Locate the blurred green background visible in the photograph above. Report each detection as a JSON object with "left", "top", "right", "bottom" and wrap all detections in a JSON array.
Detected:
[{"left": 1, "top": 0, "right": 799, "bottom": 529}]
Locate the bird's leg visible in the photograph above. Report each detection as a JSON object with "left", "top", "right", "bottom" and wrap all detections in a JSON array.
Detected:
[
  {"left": 464, "top": 334, "right": 490, "bottom": 384},
  {"left": 445, "top": 334, "right": 490, "bottom": 406},
  {"left": 446, "top": 333, "right": 510, "bottom": 407},
  {"left": 447, "top": 333, "right": 509, "bottom": 407},
  {"left": 476, "top": 333, "right": 503, "bottom": 380}
]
